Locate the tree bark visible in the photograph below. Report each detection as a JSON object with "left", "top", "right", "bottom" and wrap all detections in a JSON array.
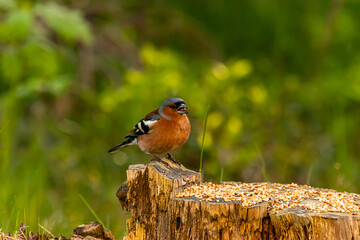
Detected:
[{"left": 117, "top": 160, "right": 360, "bottom": 240}]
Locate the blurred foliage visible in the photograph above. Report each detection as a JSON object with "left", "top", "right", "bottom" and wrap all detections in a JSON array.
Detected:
[{"left": 1, "top": 0, "right": 360, "bottom": 238}]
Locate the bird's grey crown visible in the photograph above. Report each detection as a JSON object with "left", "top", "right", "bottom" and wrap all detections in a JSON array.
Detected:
[
  {"left": 159, "top": 97, "right": 185, "bottom": 120},
  {"left": 161, "top": 97, "right": 185, "bottom": 107}
]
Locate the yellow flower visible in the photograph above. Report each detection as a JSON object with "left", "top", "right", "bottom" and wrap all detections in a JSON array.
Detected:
[{"left": 230, "top": 60, "right": 252, "bottom": 78}]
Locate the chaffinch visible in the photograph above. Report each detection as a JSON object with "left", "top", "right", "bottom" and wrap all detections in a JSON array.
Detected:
[{"left": 108, "top": 97, "right": 191, "bottom": 165}]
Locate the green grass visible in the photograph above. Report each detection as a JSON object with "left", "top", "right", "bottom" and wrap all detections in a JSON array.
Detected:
[
  {"left": 199, "top": 105, "right": 210, "bottom": 173},
  {"left": 255, "top": 144, "right": 269, "bottom": 182},
  {"left": 0, "top": 120, "right": 9, "bottom": 134},
  {"left": 79, "top": 194, "right": 107, "bottom": 230},
  {"left": 306, "top": 165, "right": 313, "bottom": 186},
  {"left": 0, "top": 119, "right": 126, "bottom": 238},
  {"left": 39, "top": 221, "right": 55, "bottom": 239},
  {"left": 219, "top": 167, "right": 224, "bottom": 183}
]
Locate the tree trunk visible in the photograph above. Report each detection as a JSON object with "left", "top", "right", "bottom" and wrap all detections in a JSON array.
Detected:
[{"left": 117, "top": 160, "right": 360, "bottom": 240}]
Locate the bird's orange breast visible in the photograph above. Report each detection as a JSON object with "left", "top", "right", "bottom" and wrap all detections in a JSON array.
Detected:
[{"left": 137, "top": 115, "right": 191, "bottom": 154}]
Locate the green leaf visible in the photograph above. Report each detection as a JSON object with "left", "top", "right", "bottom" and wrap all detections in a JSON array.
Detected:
[
  {"left": 20, "top": 42, "right": 59, "bottom": 78},
  {"left": 0, "top": 49, "right": 22, "bottom": 84},
  {"left": 35, "top": 3, "right": 93, "bottom": 45},
  {"left": 0, "top": 9, "right": 33, "bottom": 42},
  {"left": 45, "top": 75, "right": 72, "bottom": 96},
  {"left": 0, "top": 0, "right": 15, "bottom": 10}
]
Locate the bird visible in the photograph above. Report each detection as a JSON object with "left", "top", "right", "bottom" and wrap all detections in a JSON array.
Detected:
[{"left": 108, "top": 97, "right": 191, "bottom": 166}]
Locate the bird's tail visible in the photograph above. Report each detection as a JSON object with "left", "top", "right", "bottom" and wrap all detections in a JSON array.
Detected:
[{"left": 108, "top": 136, "right": 137, "bottom": 153}]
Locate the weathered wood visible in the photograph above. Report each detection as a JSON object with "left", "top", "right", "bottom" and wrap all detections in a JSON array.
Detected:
[
  {"left": 116, "top": 160, "right": 201, "bottom": 240},
  {"left": 71, "top": 222, "right": 115, "bottom": 240},
  {"left": 117, "top": 159, "right": 360, "bottom": 240},
  {"left": 270, "top": 210, "right": 359, "bottom": 240}
]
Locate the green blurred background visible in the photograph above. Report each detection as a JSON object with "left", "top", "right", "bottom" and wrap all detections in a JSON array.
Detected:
[{"left": 1, "top": 0, "right": 359, "bottom": 237}]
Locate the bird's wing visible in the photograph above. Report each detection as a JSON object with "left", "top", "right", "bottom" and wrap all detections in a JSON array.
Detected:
[
  {"left": 125, "top": 109, "right": 161, "bottom": 137},
  {"left": 108, "top": 109, "right": 161, "bottom": 153}
]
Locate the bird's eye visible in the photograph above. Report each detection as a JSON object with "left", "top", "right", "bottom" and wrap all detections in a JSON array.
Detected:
[{"left": 169, "top": 105, "right": 176, "bottom": 109}]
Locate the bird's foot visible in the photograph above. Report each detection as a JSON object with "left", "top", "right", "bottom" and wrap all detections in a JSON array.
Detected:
[
  {"left": 166, "top": 153, "right": 181, "bottom": 166},
  {"left": 151, "top": 154, "right": 170, "bottom": 167}
]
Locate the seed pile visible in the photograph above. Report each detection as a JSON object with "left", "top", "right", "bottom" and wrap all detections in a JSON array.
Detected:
[{"left": 176, "top": 182, "right": 360, "bottom": 214}]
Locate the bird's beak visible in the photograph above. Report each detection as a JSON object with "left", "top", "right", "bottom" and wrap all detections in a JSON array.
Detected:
[{"left": 177, "top": 103, "right": 188, "bottom": 114}]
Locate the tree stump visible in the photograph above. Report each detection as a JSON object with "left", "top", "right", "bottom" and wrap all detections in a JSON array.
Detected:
[{"left": 116, "top": 160, "right": 360, "bottom": 240}]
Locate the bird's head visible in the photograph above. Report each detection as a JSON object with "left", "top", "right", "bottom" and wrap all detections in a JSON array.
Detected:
[{"left": 159, "top": 97, "right": 188, "bottom": 120}]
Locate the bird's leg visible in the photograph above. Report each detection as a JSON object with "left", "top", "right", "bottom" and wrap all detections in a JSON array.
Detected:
[
  {"left": 150, "top": 153, "right": 170, "bottom": 167},
  {"left": 166, "top": 153, "right": 181, "bottom": 165}
]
